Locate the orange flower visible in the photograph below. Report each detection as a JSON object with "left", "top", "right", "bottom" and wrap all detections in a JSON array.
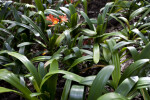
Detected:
[
  {"left": 46, "top": 14, "right": 59, "bottom": 27},
  {"left": 42, "top": 49, "right": 47, "bottom": 55},
  {"left": 46, "top": 14, "right": 54, "bottom": 21},
  {"left": 64, "top": 0, "right": 74, "bottom": 4},
  {"left": 59, "top": 15, "right": 68, "bottom": 22}
]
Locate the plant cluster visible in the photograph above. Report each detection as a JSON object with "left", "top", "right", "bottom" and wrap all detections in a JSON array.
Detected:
[{"left": 0, "top": 0, "right": 150, "bottom": 100}]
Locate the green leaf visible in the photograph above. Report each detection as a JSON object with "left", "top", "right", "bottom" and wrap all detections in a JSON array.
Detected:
[
  {"left": 12, "top": 6, "right": 21, "bottom": 22},
  {"left": 87, "top": 65, "right": 115, "bottom": 100},
  {"left": 136, "top": 77, "right": 150, "bottom": 89},
  {"left": 60, "top": 7, "right": 71, "bottom": 18},
  {"left": 7, "top": 52, "right": 41, "bottom": 86},
  {"left": 2, "top": 20, "right": 40, "bottom": 37},
  {"left": 31, "top": 56, "right": 51, "bottom": 62},
  {"left": 0, "top": 28, "right": 11, "bottom": 35},
  {"left": 69, "top": 4, "right": 76, "bottom": 16},
  {"left": 68, "top": 55, "right": 93, "bottom": 71},
  {"left": 69, "top": 85, "right": 85, "bottom": 100},
  {"left": 0, "top": 56, "right": 11, "bottom": 62},
  {"left": 129, "top": 7, "right": 148, "bottom": 21},
  {"left": 40, "top": 70, "right": 84, "bottom": 89},
  {"left": 30, "top": 93, "right": 42, "bottom": 97},
  {"left": 113, "top": 41, "right": 135, "bottom": 52},
  {"left": 103, "top": 46, "right": 111, "bottom": 62},
  {"left": 82, "top": 0, "right": 87, "bottom": 14},
  {"left": 101, "top": 32, "right": 128, "bottom": 41},
  {"left": 55, "top": 0, "right": 63, "bottom": 10},
  {"left": 17, "top": 42, "right": 35, "bottom": 47},
  {"left": 4, "top": 42, "right": 12, "bottom": 51},
  {"left": 136, "top": 8, "right": 150, "bottom": 27},
  {"left": 72, "top": 47, "right": 82, "bottom": 57},
  {"left": 97, "top": 93, "right": 128, "bottom": 100},
  {"left": 140, "top": 88, "right": 150, "bottom": 100},
  {"left": 78, "top": 35, "right": 84, "bottom": 48},
  {"left": 118, "top": 17, "right": 130, "bottom": 30},
  {"left": 80, "top": 49, "right": 93, "bottom": 56},
  {"left": 47, "top": 59, "right": 59, "bottom": 100},
  {"left": 0, "top": 69, "right": 37, "bottom": 100},
  {"left": 115, "top": 77, "right": 138, "bottom": 96},
  {"left": 44, "top": 9, "right": 62, "bottom": 17},
  {"left": 120, "top": 59, "right": 149, "bottom": 83},
  {"left": 34, "top": 0, "right": 44, "bottom": 12},
  {"left": 109, "top": 14, "right": 128, "bottom": 33},
  {"left": 132, "top": 29, "right": 149, "bottom": 44},
  {"left": 35, "top": 11, "right": 46, "bottom": 30},
  {"left": 55, "top": 29, "right": 72, "bottom": 47},
  {"left": 61, "top": 80, "right": 72, "bottom": 100},
  {"left": 80, "top": 76, "right": 96, "bottom": 86},
  {"left": 64, "top": 29, "right": 71, "bottom": 48},
  {"left": 126, "top": 46, "right": 139, "bottom": 61},
  {"left": 55, "top": 33, "right": 65, "bottom": 46},
  {"left": 70, "top": 13, "right": 78, "bottom": 27},
  {"left": 80, "top": 11, "right": 94, "bottom": 30},
  {"left": 139, "top": 23, "right": 150, "bottom": 30},
  {"left": 21, "top": 15, "right": 49, "bottom": 45},
  {"left": 81, "top": 29, "right": 97, "bottom": 36},
  {"left": 34, "top": 39, "right": 46, "bottom": 48},
  {"left": 101, "top": 2, "right": 112, "bottom": 22},
  {"left": 138, "top": 42, "right": 150, "bottom": 59},
  {"left": 64, "top": 54, "right": 76, "bottom": 61},
  {"left": 38, "top": 62, "right": 46, "bottom": 80},
  {"left": 107, "top": 39, "right": 121, "bottom": 88},
  {"left": 93, "top": 43, "right": 100, "bottom": 64},
  {"left": 0, "top": 87, "right": 20, "bottom": 94}
]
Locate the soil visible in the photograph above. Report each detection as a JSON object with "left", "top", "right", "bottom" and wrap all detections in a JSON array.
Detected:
[{"left": 87, "top": 0, "right": 112, "bottom": 18}]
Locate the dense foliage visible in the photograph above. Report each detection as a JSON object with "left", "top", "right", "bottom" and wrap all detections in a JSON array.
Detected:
[{"left": 0, "top": 0, "right": 150, "bottom": 100}]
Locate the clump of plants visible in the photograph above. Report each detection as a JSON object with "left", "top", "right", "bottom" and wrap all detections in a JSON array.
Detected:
[{"left": 0, "top": 0, "right": 150, "bottom": 100}]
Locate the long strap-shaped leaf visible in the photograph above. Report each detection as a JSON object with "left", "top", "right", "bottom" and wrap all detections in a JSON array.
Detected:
[
  {"left": 0, "top": 69, "right": 37, "bottom": 100},
  {"left": 21, "top": 15, "right": 49, "bottom": 45},
  {"left": 7, "top": 52, "right": 41, "bottom": 87},
  {"left": 80, "top": 76, "right": 96, "bottom": 86},
  {"left": 113, "top": 41, "right": 135, "bottom": 52},
  {"left": 115, "top": 77, "right": 138, "bottom": 96},
  {"left": 107, "top": 39, "right": 121, "bottom": 88},
  {"left": 47, "top": 60, "right": 59, "bottom": 100},
  {"left": 40, "top": 70, "right": 84, "bottom": 89},
  {"left": 93, "top": 43, "right": 100, "bottom": 64},
  {"left": 34, "top": 0, "right": 44, "bottom": 12},
  {"left": 2, "top": 20, "right": 40, "bottom": 37},
  {"left": 126, "top": 46, "right": 139, "bottom": 61},
  {"left": 140, "top": 88, "right": 150, "bottom": 100},
  {"left": 0, "top": 87, "right": 21, "bottom": 94},
  {"left": 87, "top": 65, "right": 114, "bottom": 100},
  {"left": 81, "top": 29, "right": 97, "bottom": 36},
  {"left": 138, "top": 42, "right": 150, "bottom": 60},
  {"left": 120, "top": 59, "right": 149, "bottom": 83},
  {"left": 136, "top": 77, "right": 150, "bottom": 89},
  {"left": 60, "top": 7, "right": 71, "bottom": 18},
  {"left": 69, "top": 85, "right": 85, "bottom": 100},
  {"left": 129, "top": 77, "right": 150, "bottom": 100},
  {"left": 80, "top": 11, "right": 94, "bottom": 30},
  {"left": 101, "top": 31, "right": 128, "bottom": 41},
  {"left": 132, "top": 29, "right": 149, "bottom": 44},
  {"left": 69, "top": 4, "right": 76, "bottom": 16},
  {"left": 129, "top": 7, "right": 148, "bottom": 21},
  {"left": 61, "top": 80, "right": 72, "bottom": 100},
  {"left": 97, "top": 92, "right": 128, "bottom": 100},
  {"left": 68, "top": 55, "right": 93, "bottom": 71},
  {"left": 34, "top": 11, "right": 46, "bottom": 30},
  {"left": 82, "top": 0, "right": 87, "bottom": 14}
]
